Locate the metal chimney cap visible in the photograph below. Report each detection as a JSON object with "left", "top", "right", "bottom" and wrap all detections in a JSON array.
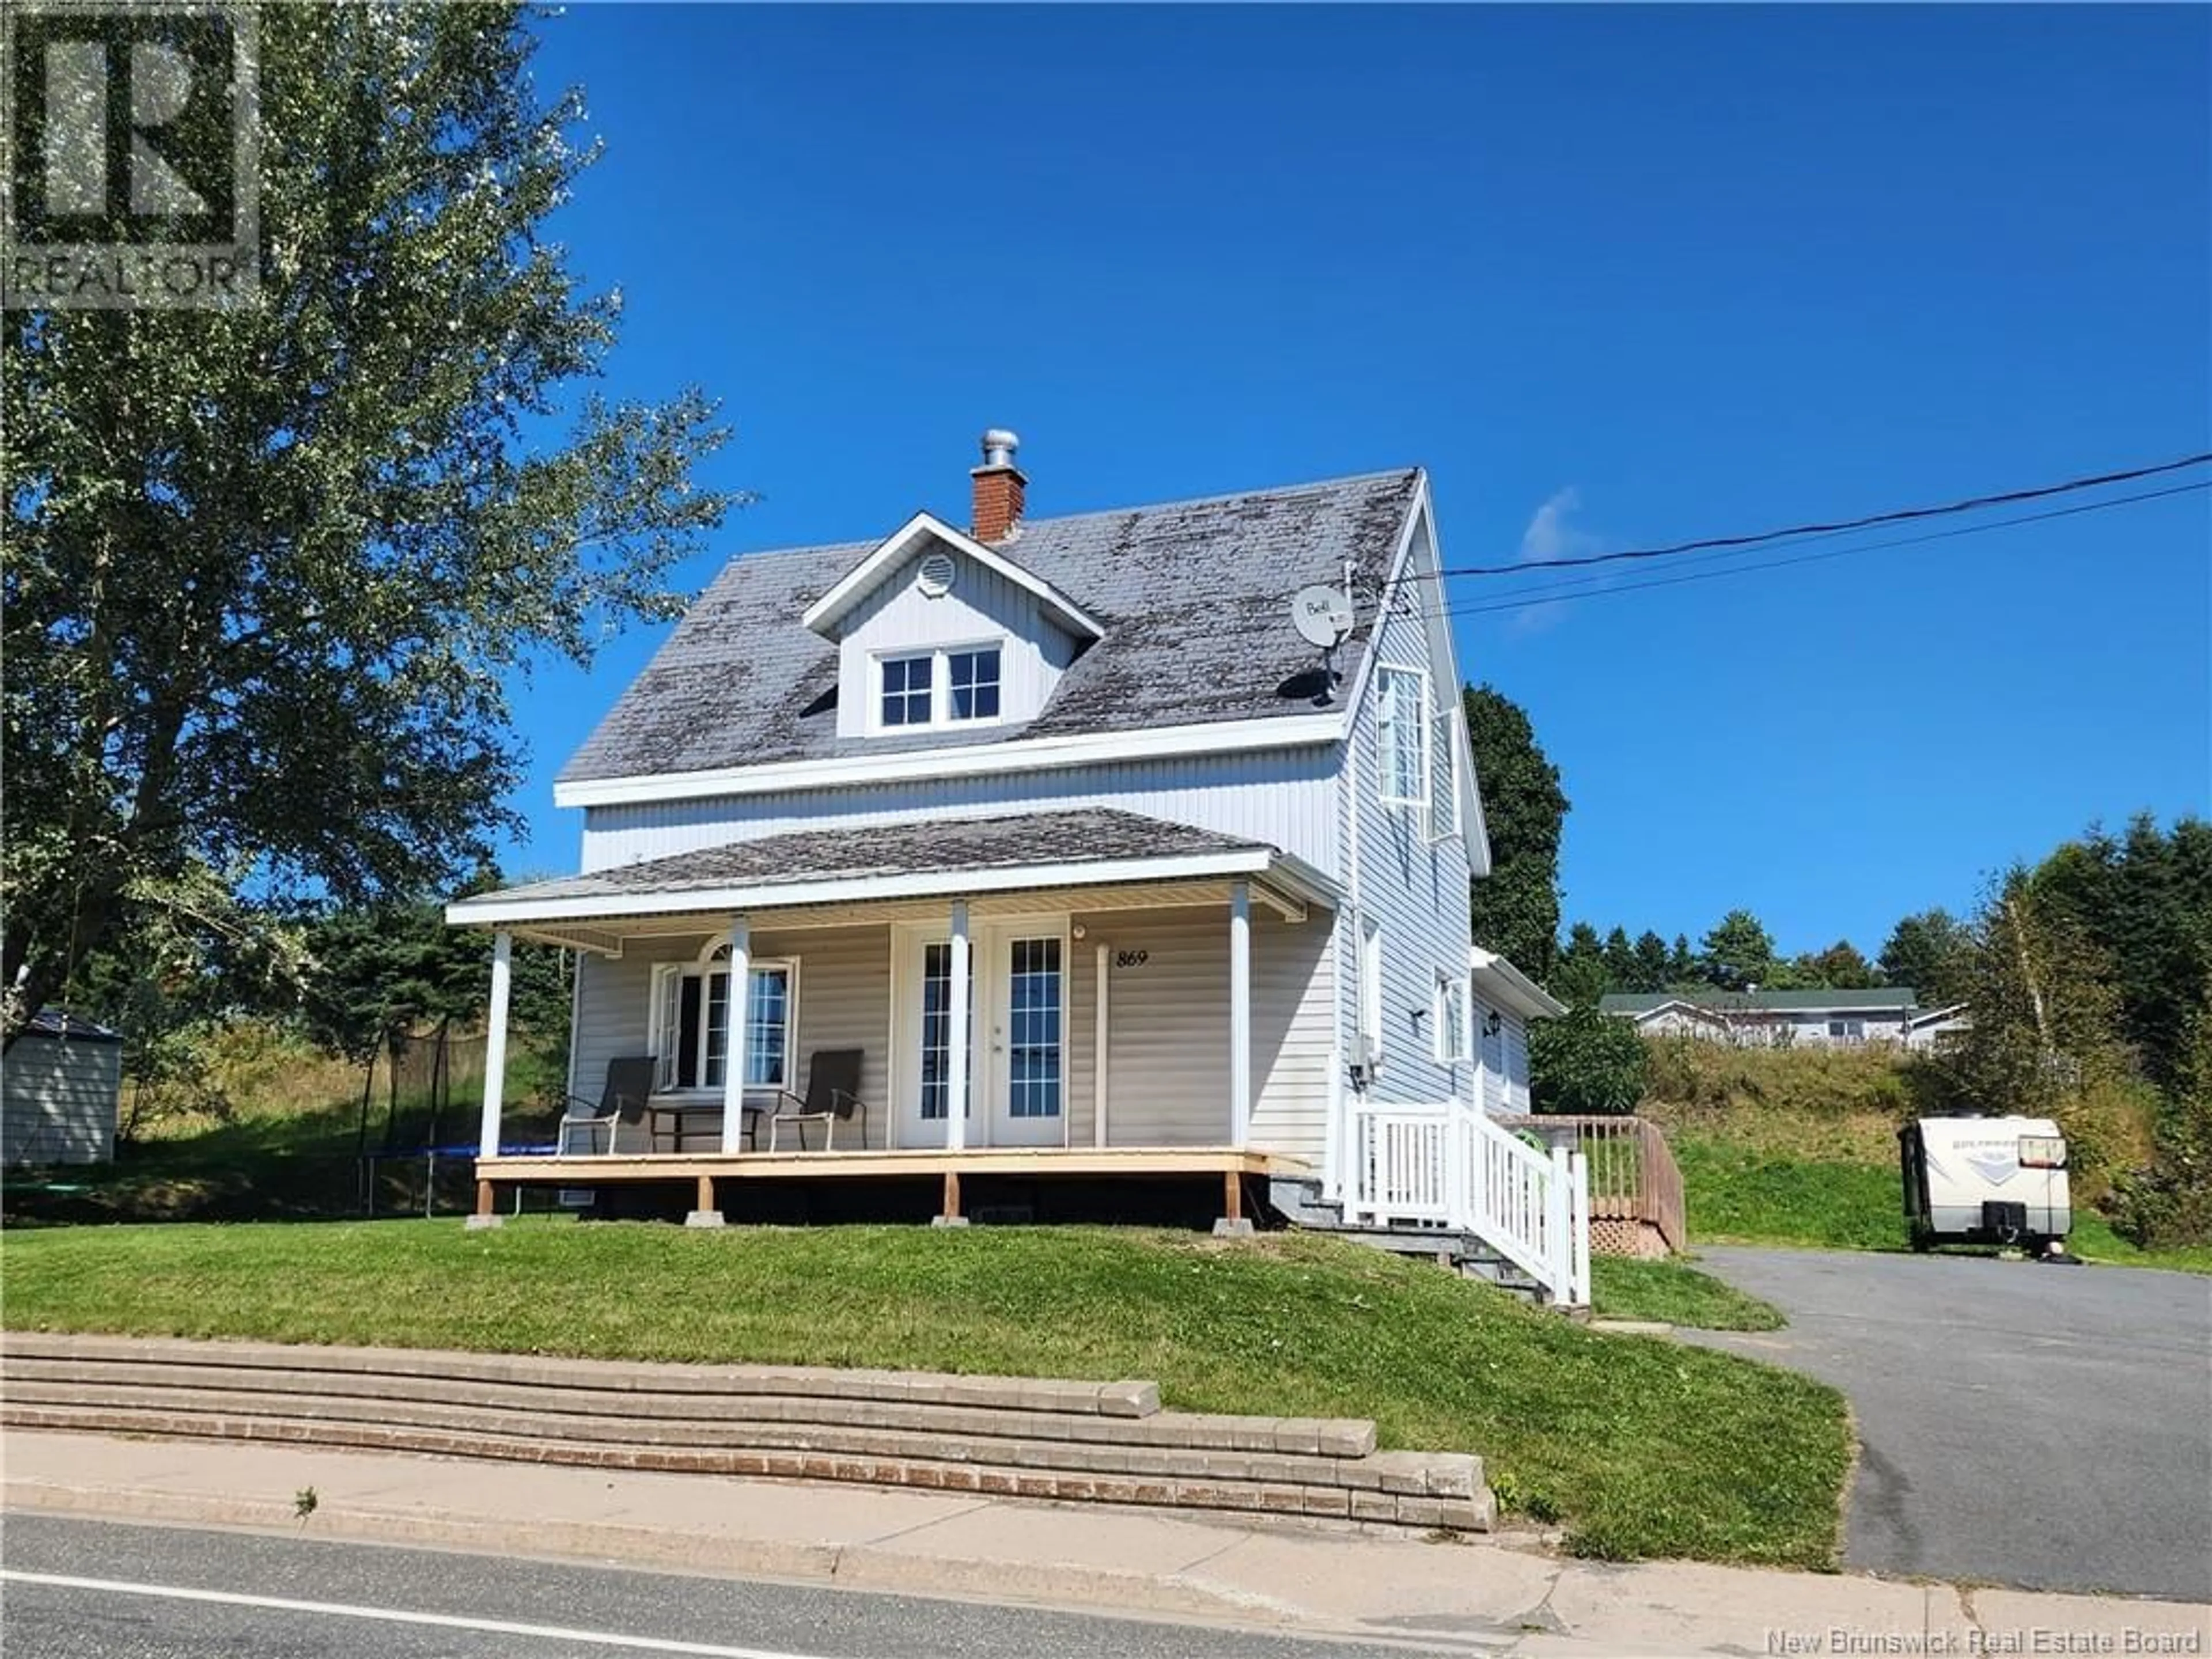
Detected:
[{"left": 979, "top": 429, "right": 1021, "bottom": 468}]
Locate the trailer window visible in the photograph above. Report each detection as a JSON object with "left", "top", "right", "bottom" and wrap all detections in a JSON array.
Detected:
[{"left": 2018, "top": 1135, "right": 2066, "bottom": 1169}]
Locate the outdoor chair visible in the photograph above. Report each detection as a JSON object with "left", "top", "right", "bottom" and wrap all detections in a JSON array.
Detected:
[
  {"left": 764, "top": 1048, "right": 868, "bottom": 1152},
  {"left": 560, "top": 1055, "right": 656, "bottom": 1156}
]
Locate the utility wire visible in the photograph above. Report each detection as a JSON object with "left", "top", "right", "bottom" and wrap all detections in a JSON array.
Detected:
[
  {"left": 1422, "top": 451, "right": 2212, "bottom": 581},
  {"left": 1425, "top": 479, "right": 2210, "bottom": 622}
]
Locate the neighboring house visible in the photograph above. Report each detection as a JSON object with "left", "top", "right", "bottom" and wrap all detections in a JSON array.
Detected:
[
  {"left": 1598, "top": 987, "right": 1965, "bottom": 1050},
  {"left": 449, "top": 432, "right": 1577, "bottom": 1291},
  {"left": 1903, "top": 1003, "right": 1972, "bottom": 1052},
  {"left": 2, "top": 1010, "right": 123, "bottom": 1166}
]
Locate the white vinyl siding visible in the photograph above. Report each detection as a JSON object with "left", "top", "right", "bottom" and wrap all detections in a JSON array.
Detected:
[
  {"left": 835, "top": 547, "right": 1074, "bottom": 738},
  {"left": 1334, "top": 535, "right": 1478, "bottom": 1137},
  {"left": 580, "top": 747, "right": 1344, "bottom": 876},
  {"left": 1063, "top": 904, "right": 1329, "bottom": 1160},
  {"left": 1, "top": 1033, "right": 121, "bottom": 1166}
]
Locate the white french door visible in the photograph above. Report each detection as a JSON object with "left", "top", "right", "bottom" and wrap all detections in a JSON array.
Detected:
[{"left": 891, "top": 918, "right": 1067, "bottom": 1149}]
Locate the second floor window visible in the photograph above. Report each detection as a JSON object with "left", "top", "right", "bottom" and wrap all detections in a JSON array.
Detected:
[
  {"left": 1377, "top": 665, "right": 1429, "bottom": 808},
  {"left": 881, "top": 655, "right": 934, "bottom": 726},
  {"left": 876, "top": 643, "right": 1005, "bottom": 730},
  {"left": 948, "top": 647, "right": 1001, "bottom": 720}
]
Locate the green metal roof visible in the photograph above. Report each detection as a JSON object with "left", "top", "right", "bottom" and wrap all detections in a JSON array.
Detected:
[{"left": 1599, "top": 988, "right": 1920, "bottom": 1015}]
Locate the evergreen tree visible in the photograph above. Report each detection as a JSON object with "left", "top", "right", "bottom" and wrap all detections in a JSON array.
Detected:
[
  {"left": 1667, "top": 934, "right": 1698, "bottom": 987},
  {"left": 1700, "top": 910, "right": 1778, "bottom": 991},
  {"left": 1880, "top": 908, "right": 1974, "bottom": 1005},
  {"left": 1631, "top": 931, "right": 1673, "bottom": 993},
  {"left": 1601, "top": 926, "right": 1639, "bottom": 992},
  {"left": 1553, "top": 921, "right": 1609, "bottom": 1003},
  {"left": 1463, "top": 686, "right": 1569, "bottom": 981}
]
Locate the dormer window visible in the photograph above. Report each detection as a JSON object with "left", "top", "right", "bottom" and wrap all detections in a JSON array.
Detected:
[
  {"left": 948, "top": 647, "right": 1001, "bottom": 721},
  {"left": 880, "top": 654, "right": 934, "bottom": 727},
  {"left": 874, "top": 643, "right": 1005, "bottom": 732}
]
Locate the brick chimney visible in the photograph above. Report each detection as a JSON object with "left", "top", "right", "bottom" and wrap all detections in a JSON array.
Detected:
[{"left": 969, "top": 428, "right": 1025, "bottom": 542}]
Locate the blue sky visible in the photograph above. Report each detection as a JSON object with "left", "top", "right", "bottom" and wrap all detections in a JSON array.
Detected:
[{"left": 512, "top": 4, "right": 2210, "bottom": 959}]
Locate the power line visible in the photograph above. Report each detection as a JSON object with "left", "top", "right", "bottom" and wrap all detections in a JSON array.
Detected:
[
  {"left": 1425, "top": 479, "right": 2210, "bottom": 622},
  {"left": 1426, "top": 451, "right": 2212, "bottom": 581}
]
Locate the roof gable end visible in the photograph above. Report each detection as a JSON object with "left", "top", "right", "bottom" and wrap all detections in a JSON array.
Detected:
[{"left": 800, "top": 512, "right": 1105, "bottom": 643}]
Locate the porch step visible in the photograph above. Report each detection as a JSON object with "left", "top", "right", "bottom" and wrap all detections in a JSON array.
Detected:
[
  {"left": 1263, "top": 1177, "right": 1545, "bottom": 1302},
  {"left": 0, "top": 1334, "right": 1493, "bottom": 1534}
]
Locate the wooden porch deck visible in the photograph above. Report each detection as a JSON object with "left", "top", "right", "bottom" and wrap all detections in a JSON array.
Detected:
[{"left": 471, "top": 1145, "right": 1304, "bottom": 1229}]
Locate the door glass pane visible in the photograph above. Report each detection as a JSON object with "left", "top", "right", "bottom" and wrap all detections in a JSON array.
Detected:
[
  {"left": 920, "top": 943, "right": 951, "bottom": 1120},
  {"left": 702, "top": 970, "right": 729, "bottom": 1088},
  {"left": 746, "top": 967, "right": 789, "bottom": 1087},
  {"left": 1007, "top": 937, "right": 1062, "bottom": 1119}
]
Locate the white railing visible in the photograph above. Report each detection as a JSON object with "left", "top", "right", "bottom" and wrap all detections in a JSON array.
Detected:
[{"left": 1347, "top": 1097, "right": 1590, "bottom": 1308}]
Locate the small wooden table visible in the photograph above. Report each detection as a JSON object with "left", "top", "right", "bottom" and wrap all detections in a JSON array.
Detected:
[{"left": 645, "top": 1101, "right": 761, "bottom": 1153}]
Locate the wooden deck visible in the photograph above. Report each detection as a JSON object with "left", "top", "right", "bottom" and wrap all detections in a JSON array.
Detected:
[{"left": 471, "top": 1145, "right": 1305, "bottom": 1227}]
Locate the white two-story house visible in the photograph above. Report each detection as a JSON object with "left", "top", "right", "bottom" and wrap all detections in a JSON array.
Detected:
[{"left": 449, "top": 433, "right": 1576, "bottom": 1293}]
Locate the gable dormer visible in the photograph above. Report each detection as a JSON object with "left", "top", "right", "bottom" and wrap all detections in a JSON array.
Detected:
[{"left": 802, "top": 434, "right": 1104, "bottom": 740}]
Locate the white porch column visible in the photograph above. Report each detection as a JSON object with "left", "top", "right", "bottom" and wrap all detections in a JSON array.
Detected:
[
  {"left": 468, "top": 930, "right": 513, "bottom": 1230},
  {"left": 946, "top": 900, "right": 971, "bottom": 1152},
  {"left": 718, "top": 917, "right": 751, "bottom": 1156},
  {"left": 1228, "top": 881, "right": 1252, "bottom": 1150}
]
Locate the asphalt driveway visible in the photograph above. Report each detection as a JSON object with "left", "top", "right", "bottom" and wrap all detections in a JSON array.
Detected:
[{"left": 1683, "top": 1246, "right": 2212, "bottom": 1601}]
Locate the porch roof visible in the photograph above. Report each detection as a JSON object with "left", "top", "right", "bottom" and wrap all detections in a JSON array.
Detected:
[{"left": 446, "top": 809, "right": 1338, "bottom": 943}]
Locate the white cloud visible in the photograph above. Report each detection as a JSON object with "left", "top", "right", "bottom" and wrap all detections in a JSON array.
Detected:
[{"left": 1520, "top": 487, "right": 1599, "bottom": 564}]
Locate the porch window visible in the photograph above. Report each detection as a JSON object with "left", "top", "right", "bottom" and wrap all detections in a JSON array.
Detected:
[
  {"left": 1376, "top": 666, "right": 1429, "bottom": 809},
  {"left": 1434, "top": 972, "right": 1470, "bottom": 1064},
  {"left": 648, "top": 953, "right": 796, "bottom": 1093}
]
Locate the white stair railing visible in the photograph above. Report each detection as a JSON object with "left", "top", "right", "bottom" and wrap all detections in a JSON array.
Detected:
[{"left": 1345, "top": 1097, "right": 1590, "bottom": 1308}]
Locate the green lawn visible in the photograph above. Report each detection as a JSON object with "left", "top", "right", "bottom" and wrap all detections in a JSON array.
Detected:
[
  {"left": 0, "top": 1219, "right": 1852, "bottom": 1569},
  {"left": 1589, "top": 1257, "right": 1787, "bottom": 1330},
  {"left": 1673, "top": 1134, "right": 2212, "bottom": 1274}
]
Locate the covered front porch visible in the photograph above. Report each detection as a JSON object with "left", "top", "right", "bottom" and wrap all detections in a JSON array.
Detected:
[{"left": 446, "top": 810, "right": 1338, "bottom": 1229}]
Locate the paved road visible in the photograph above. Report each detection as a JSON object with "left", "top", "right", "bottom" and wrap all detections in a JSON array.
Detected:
[
  {"left": 0, "top": 1513, "right": 1435, "bottom": 1659},
  {"left": 1687, "top": 1246, "right": 2212, "bottom": 1601}
]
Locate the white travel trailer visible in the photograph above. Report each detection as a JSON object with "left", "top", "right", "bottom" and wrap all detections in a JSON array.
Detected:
[{"left": 1899, "top": 1116, "right": 2070, "bottom": 1252}]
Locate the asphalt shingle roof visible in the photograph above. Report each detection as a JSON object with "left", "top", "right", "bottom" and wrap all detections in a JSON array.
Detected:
[
  {"left": 476, "top": 810, "right": 1272, "bottom": 907},
  {"left": 560, "top": 469, "right": 1423, "bottom": 783}
]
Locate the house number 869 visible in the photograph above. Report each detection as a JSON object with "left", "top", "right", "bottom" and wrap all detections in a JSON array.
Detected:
[{"left": 1115, "top": 950, "right": 1149, "bottom": 969}]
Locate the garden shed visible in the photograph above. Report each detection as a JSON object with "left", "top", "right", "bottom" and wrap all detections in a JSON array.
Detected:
[{"left": 2, "top": 1010, "right": 123, "bottom": 1166}]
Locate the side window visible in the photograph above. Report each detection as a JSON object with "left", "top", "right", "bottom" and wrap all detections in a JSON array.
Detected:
[
  {"left": 1358, "top": 919, "right": 1385, "bottom": 1062},
  {"left": 1376, "top": 666, "right": 1429, "bottom": 808},
  {"left": 1434, "top": 973, "right": 1469, "bottom": 1063}
]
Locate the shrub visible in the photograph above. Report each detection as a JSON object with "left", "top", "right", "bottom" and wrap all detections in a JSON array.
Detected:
[{"left": 1529, "top": 1007, "right": 1647, "bottom": 1115}]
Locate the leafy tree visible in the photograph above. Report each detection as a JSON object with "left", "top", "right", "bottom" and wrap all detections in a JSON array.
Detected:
[
  {"left": 1630, "top": 931, "right": 1672, "bottom": 994},
  {"left": 2107, "top": 978, "right": 2212, "bottom": 1248},
  {"left": 1879, "top": 908, "right": 1974, "bottom": 1006},
  {"left": 1529, "top": 1006, "right": 1648, "bottom": 1116},
  {"left": 1700, "top": 910, "right": 1777, "bottom": 992},
  {"left": 1463, "top": 685, "right": 1569, "bottom": 981},
  {"left": 2, "top": 3, "right": 741, "bottom": 1046}
]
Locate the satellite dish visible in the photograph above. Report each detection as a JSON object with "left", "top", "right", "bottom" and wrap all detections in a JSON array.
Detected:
[{"left": 1291, "top": 585, "right": 1355, "bottom": 649}]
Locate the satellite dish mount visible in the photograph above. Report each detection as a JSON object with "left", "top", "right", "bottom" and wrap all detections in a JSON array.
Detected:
[{"left": 1290, "top": 585, "right": 1356, "bottom": 706}]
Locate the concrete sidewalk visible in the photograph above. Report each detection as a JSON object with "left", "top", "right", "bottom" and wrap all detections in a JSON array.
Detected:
[{"left": 5, "top": 1431, "right": 2205, "bottom": 1657}]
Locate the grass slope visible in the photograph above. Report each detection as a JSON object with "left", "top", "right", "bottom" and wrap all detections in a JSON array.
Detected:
[
  {"left": 1589, "top": 1257, "right": 1786, "bottom": 1331},
  {"left": 0, "top": 1220, "right": 1851, "bottom": 1569},
  {"left": 1672, "top": 1134, "right": 2212, "bottom": 1274}
]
